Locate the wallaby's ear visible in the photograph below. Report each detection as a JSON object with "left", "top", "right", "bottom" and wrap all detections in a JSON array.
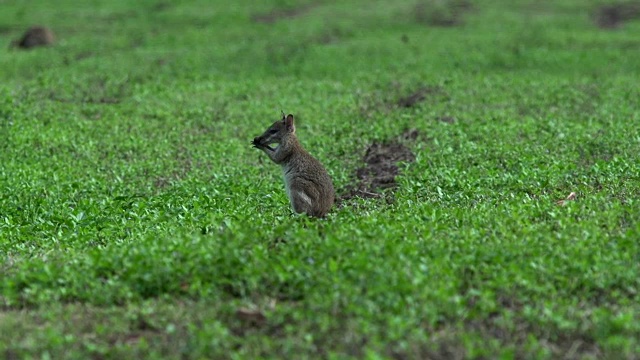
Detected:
[{"left": 285, "top": 114, "right": 295, "bottom": 132}]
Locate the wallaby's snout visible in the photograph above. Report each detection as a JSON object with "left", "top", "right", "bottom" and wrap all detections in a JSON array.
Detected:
[
  {"left": 253, "top": 121, "right": 284, "bottom": 152},
  {"left": 253, "top": 134, "right": 272, "bottom": 150}
]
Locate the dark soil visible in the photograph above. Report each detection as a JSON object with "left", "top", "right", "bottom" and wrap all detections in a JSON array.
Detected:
[
  {"left": 151, "top": 1, "right": 171, "bottom": 12},
  {"left": 357, "top": 82, "right": 448, "bottom": 120},
  {"left": 315, "top": 27, "right": 352, "bottom": 45},
  {"left": 592, "top": 2, "right": 640, "bottom": 29},
  {"left": 397, "top": 86, "right": 441, "bottom": 108},
  {"left": 252, "top": 3, "right": 319, "bottom": 24},
  {"left": 340, "top": 130, "right": 418, "bottom": 201},
  {"left": 414, "top": 0, "right": 473, "bottom": 27},
  {"left": 398, "top": 128, "right": 420, "bottom": 141},
  {"left": 10, "top": 26, "right": 55, "bottom": 49}
]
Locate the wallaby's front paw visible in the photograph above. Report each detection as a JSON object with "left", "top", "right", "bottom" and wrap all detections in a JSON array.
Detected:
[{"left": 252, "top": 137, "right": 276, "bottom": 151}]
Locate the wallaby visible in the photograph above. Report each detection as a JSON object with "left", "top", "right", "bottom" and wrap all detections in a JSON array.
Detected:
[{"left": 252, "top": 113, "right": 335, "bottom": 218}]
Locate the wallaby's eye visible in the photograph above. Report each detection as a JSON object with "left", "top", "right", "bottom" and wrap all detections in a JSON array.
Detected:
[{"left": 268, "top": 129, "right": 278, "bottom": 135}]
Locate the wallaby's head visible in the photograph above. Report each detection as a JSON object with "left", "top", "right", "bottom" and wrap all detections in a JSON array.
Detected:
[{"left": 252, "top": 113, "right": 296, "bottom": 152}]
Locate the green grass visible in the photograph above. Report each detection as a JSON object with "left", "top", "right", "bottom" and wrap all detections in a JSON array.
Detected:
[{"left": 1, "top": 0, "right": 640, "bottom": 358}]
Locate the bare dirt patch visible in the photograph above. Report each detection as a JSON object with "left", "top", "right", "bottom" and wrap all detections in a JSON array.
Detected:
[
  {"left": 397, "top": 86, "right": 442, "bottom": 108},
  {"left": 397, "top": 84, "right": 449, "bottom": 109},
  {"left": 314, "top": 26, "right": 353, "bottom": 45},
  {"left": 592, "top": 2, "right": 640, "bottom": 29},
  {"left": 252, "top": 3, "right": 319, "bottom": 24},
  {"left": 151, "top": 1, "right": 171, "bottom": 12},
  {"left": 357, "top": 82, "right": 448, "bottom": 120},
  {"left": 340, "top": 130, "right": 418, "bottom": 201},
  {"left": 413, "top": 0, "right": 473, "bottom": 27}
]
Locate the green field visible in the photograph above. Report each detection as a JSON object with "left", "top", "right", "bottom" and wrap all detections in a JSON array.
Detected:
[{"left": 1, "top": 0, "right": 640, "bottom": 358}]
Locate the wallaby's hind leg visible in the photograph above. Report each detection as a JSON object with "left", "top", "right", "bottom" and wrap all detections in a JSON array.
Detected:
[{"left": 290, "top": 184, "right": 318, "bottom": 216}]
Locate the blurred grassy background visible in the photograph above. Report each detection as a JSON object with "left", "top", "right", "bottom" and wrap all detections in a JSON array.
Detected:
[{"left": 1, "top": 0, "right": 639, "bottom": 358}]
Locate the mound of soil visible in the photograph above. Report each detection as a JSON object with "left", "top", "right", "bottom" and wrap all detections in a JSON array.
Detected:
[
  {"left": 11, "top": 26, "right": 55, "bottom": 49},
  {"left": 593, "top": 2, "right": 640, "bottom": 29},
  {"left": 414, "top": 0, "right": 473, "bottom": 27},
  {"left": 397, "top": 86, "right": 441, "bottom": 108},
  {"left": 252, "top": 3, "right": 318, "bottom": 24},
  {"left": 340, "top": 130, "right": 418, "bottom": 201}
]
